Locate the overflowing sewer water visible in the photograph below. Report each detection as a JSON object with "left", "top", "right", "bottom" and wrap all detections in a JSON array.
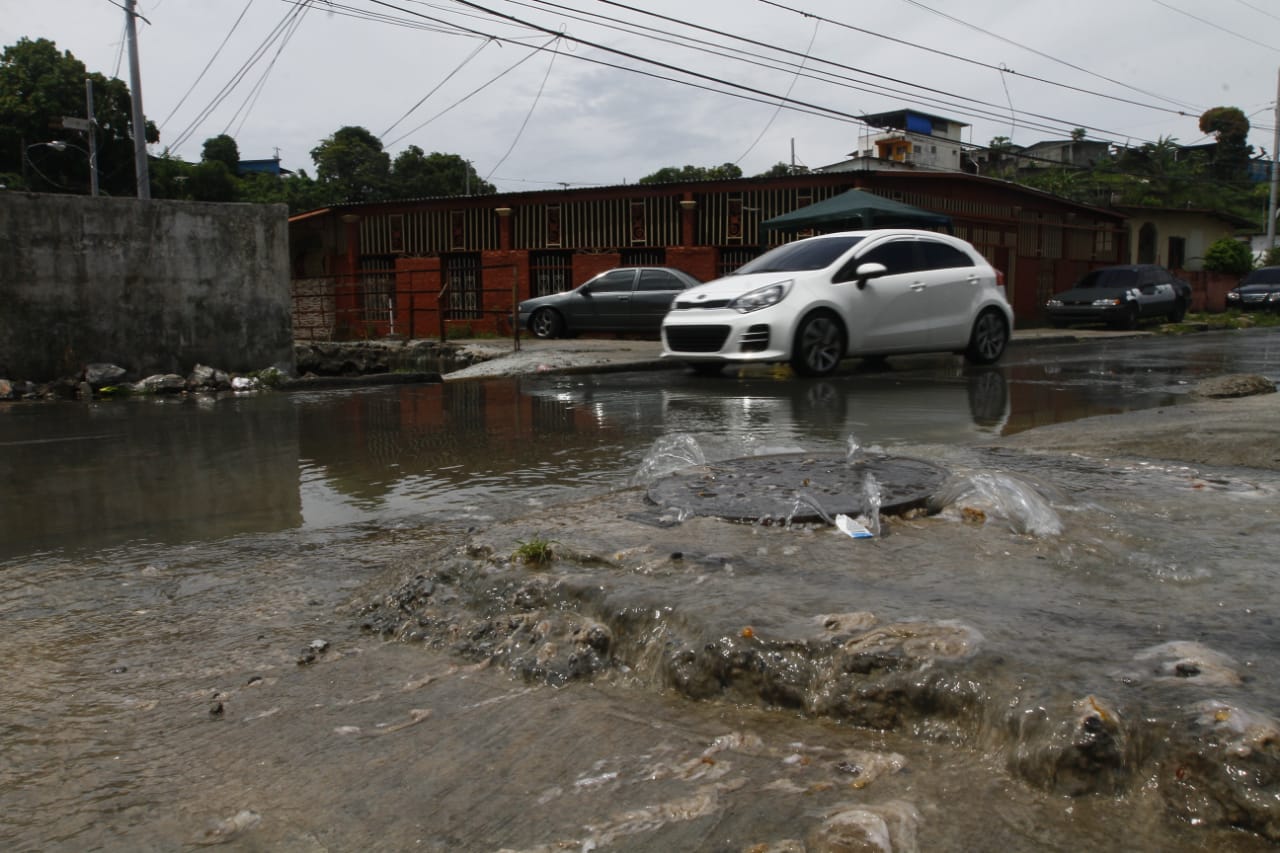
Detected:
[{"left": 1, "top": 353, "right": 1279, "bottom": 851}]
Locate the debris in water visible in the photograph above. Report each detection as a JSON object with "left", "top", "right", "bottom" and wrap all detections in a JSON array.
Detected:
[
  {"left": 198, "top": 809, "right": 261, "bottom": 845},
  {"left": 834, "top": 514, "right": 873, "bottom": 539}
]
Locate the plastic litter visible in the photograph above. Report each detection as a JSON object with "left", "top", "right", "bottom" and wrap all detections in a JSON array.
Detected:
[{"left": 835, "top": 514, "right": 874, "bottom": 539}]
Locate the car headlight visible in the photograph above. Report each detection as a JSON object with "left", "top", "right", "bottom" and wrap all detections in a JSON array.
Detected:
[
  {"left": 1045, "top": 298, "right": 1062, "bottom": 308},
  {"left": 1226, "top": 291, "right": 1241, "bottom": 300},
  {"left": 1268, "top": 292, "right": 1280, "bottom": 303},
  {"left": 728, "top": 280, "right": 792, "bottom": 313},
  {"left": 1092, "top": 298, "right": 1123, "bottom": 307}
]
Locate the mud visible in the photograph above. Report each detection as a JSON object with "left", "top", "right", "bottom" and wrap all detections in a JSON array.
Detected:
[{"left": 350, "top": 389, "right": 1280, "bottom": 848}]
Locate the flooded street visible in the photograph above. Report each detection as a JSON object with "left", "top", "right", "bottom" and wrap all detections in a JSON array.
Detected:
[{"left": 2, "top": 329, "right": 1279, "bottom": 851}]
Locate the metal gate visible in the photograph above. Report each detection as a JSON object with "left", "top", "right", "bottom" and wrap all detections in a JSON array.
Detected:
[{"left": 445, "top": 253, "right": 482, "bottom": 319}]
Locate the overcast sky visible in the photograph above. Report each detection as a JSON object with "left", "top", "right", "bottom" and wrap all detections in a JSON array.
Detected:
[{"left": 5, "top": 0, "right": 1279, "bottom": 193}]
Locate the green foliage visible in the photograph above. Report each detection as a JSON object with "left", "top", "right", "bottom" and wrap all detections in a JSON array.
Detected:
[
  {"left": 1199, "top": 106, "right": 1252, "bottom": 185},
  {"left": 391, "top": 146, "right": 494, "bottom": 197},
  {"left": 638, "top": 162, "right": 744, "bottom": 184},
  {"left": 310, "top": 125, "right": 390, "bottom": 203},
  {"left": 1202, "top": 237, "right": 1254, "bottom": 275},
  {"left": 754, "top": 162, "right": 810, "bottom": 178},
  {"left": 513, "top": 535, "right": 556, "bottom": 567},
  {"left": 1262, "top": 245, "right": 1280, "bottom": 267},
  {"left": 0, "top": 37, "right": 157, "bottom": 196},
  {"left": 201, "top": 134, "right": 240, "bottom": 171}
]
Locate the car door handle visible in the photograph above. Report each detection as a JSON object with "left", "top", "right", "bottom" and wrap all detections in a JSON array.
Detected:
[{"left": 910, "top": 283, "right": 927, "bottom": 292}]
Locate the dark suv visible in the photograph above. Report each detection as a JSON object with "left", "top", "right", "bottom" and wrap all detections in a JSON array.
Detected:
[
  {"left": 1225, "top": 266, "right": 1280, "bottom": 312},
  {"left": 1045, "top": 264, "right": 1190, "bottom": 329}
]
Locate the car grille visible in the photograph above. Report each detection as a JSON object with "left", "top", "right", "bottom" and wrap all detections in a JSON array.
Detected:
[
  {"left": 665, "top": 325, "right": 730, "bottom": 352},
  {"left": 673, "top": 298, "right": 731, "bottom": 309},
  {"left": 741, "top": 324, "right": 770, "bottom": 352},
  {"left": 1244, "top": 293, "right": 1268, "bottom": 303}
]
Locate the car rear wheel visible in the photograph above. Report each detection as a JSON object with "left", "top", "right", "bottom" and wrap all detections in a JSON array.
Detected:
[
  {"left": 965, "top": 308, "right": 1009, "bottom": 365},
  {"left": 530, "top": 308, "right": 564, "bottom": 339},
  {"left": 791, "top": 311, "right": 846, "bottom": 377}
]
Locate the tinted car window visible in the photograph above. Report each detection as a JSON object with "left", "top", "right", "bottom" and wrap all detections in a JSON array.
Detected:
[
  {"left": 918, "top": 240, "right": 974, "bottom": 271},
  {"left": 858, "top": 240, "right": 920, "bottom": 275},
  {"left": 636, "top": 270, "right": 685, "bottom": 292},
  {"left": 735, "top": 235, "right": 864, "bottom": 274},
  {"left": 1242, "top": 267, "right": 1280, "bottom": 284},
  {"left": 1078, "top": 268, "right": 1138, "bottom": 289},
  {"left": 588, "top": 270, "right": 636, "bottom": 293}
]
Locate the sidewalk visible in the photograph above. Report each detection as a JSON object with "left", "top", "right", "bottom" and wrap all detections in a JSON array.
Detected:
[{"left": 443, "top": 328, "right": 1153, "bottom": 380}]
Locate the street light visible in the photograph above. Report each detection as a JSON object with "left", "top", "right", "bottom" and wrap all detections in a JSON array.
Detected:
[{"left": 26, "top": 140, "right": 98, "bottom": 196}]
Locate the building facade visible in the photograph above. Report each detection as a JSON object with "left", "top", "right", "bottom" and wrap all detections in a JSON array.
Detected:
[{"left": 288, "top": 170, "right": 1129, "bottom": 341}]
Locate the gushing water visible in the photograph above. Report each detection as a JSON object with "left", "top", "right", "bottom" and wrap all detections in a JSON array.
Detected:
[
  {"left": 861, "top": 473, "right": 882, "bottom": 537},
  {"left": 632, "top": 433, "right": 707, "bottom": 485}
]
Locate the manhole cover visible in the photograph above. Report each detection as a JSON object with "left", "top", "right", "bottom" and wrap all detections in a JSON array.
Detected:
[{"left": 646, "top": 453, "right": 949, "bottom": 522}]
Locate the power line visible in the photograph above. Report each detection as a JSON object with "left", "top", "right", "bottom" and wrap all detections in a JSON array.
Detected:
[
  {"left": 484, "top": 35, "right": 560, "bottom": 181},
  {"left": 160, "top": 0, "right": 256, "bottom": 130},
  {"left": 897, "top": 0, "right": 1203, "bottom": 112},
  {"left": 1151, "top": 0, "right": 1280, "bottom": 54}
]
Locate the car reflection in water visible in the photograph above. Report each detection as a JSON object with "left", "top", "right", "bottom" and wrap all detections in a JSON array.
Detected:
[{"left": 518, "top": 364, "right": 1012, "bottom": 452}]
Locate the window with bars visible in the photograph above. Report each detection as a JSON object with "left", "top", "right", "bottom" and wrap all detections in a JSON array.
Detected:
[
  {"left": 620, "top": 248, "right": 665, "bottom": 266},
  {"left": 359, "top": 257, "right": 394, "bottom": 325},
  {"left": 530, "top": 251, "right": 573, "bottom": 296},
  {"left": 444, "top": 253, "right": 482, "bottom": 320},
  {"left": 718, "top": 247, "right": 760, "bottom": 277}
]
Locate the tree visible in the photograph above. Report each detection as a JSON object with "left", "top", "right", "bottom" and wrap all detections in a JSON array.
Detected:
[
  {"left": 0, "top": 37, "right": 158, "bottom": 196},
  {"left": 201, "top": 134, "right": 240, "bottom": 172},
  {"left": 754, "top": 162, "right": 809, "bottom": 178},
  {"left": 1199, "top": 106, "right": 1252, "bottom": 185},
  {"left": 638, "top": 162, "right": 743, "bottom": 183},
  {"left": 309, "top": 125, "right": 390, "bottom": 203},
  {"left": 1203, "top": 236, "right": 1254, "bottom": 275},
  {"left": 390, "top": 146, "right": 493, "bottom": 197}
]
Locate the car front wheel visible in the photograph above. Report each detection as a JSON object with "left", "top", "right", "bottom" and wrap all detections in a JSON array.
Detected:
[
  {"left": 530, "top": 308, "right": 564, "bottom": 339},
  {"left": 791, "top": 311, "right": 846, "bottom": 377},
  {"left": 965, "top": 308, "right": 1009, "bottom": 365}
]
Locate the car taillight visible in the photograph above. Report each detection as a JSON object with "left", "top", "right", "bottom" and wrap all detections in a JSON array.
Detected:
[{"left": 995, "top": 269, "right": 1006, "bottom": 288}]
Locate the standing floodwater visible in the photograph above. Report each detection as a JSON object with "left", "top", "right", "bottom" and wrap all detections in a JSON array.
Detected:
[{"left": 2, "top": 335, "right": 1280, "bottom": 850}]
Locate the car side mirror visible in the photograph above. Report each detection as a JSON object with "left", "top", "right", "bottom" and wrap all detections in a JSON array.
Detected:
[{"left": 853, "top": 261, "right": 888, "bottom": 290}]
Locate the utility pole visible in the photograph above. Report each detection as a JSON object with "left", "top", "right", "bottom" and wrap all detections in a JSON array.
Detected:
[
  {"left": 1266, "top": 67, "right": 1280, "bottom": 253},
  {"left": 85, "top": 78, "right": 99, "bottom": 197},
  {"left": 124, "top": 0, "right": 151, "bottom": 199}
]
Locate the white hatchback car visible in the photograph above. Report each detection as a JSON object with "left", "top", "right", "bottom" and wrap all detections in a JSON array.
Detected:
[{"left": 660, "top": 229, "right": 1013, "bottom": 376}]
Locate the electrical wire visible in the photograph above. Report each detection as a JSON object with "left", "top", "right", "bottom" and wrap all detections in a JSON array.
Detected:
[
  {"left": 225, "top": 0, "right": 312, "bottom": 137},
  {"left": 897, "top": 0, "right": 1202, "bottom": 112},
  {"left": 166, "top": 0, "right": 312, "bottom": 152},
  {"left": 734, "top": 17, "right": 819, "bottom": 165},
  {"left": 1151, "top": 0, "right": 1280, "bottom": 54},
  {"left": 385, "top": 34, "right": 561, "bottom": 147},
  {"left": 381, "top": 37, "right": 494, "bottom": 139},
  {"left": 160, "top": 0, "right": 256, "bottom": 130},
  {"left": 484, "top": 35, "right": 560, "bottom": 181}
]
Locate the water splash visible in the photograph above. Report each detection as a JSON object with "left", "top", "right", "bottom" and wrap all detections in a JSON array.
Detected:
[
  {"left": 632, "top": 434, "right": 707, "bottom": 485},
  {"left": 860, "top": 473, "right": 882, "bottom": 537},
  {"left": 846, "top": 433, "right": 865, "bottom": 463},
  {"left": 787, "top": 492, "right": 835, "bottom": 528},
  {"left": 931, "top": 471, "right": 1063, "bottom": 536}
]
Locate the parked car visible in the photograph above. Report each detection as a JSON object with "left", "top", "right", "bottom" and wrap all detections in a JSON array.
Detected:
[
  {"left": 518, "top": 267, "right": 701, "bottom": 338},
  {"left": 1045, "top": 264, "right": 1189, "bottom": 329},
  {"left": 659, "top": 229, "right": 1013, "bottom": 377},
  {"left": 1225, "top": 266, "right": 1280, "bottom": 311}
]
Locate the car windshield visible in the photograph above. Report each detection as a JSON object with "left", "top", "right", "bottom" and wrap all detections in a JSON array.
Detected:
[
  {"left": 1076, "top": 268, "right": 1139, "bottom": 289},
  {"left": 733, "top": 235, "right": 864, "bottom": 274},
  {"left": 1242, "top": 267, "right": 1280, "bottom": 285}
]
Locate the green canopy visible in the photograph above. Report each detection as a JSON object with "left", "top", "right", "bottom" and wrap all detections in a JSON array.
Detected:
[{"left": 762, "top": 189, "right": 951, "bottom": 232}]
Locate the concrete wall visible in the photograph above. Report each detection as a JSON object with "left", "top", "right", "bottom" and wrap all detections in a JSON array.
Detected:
[{"left": 0, "top": 192, "right": 293, "bottom": 381}]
